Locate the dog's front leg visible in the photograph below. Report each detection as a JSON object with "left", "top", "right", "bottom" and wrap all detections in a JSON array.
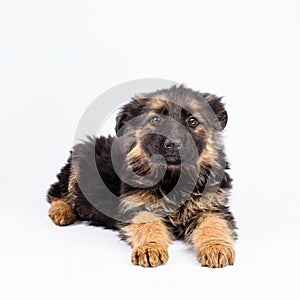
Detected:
[
  {"left": 188, "top": 212, "right": 236, "bottom": 268},
  {"left": 120, "top": 212, "right": 172, "bottom": 267}
]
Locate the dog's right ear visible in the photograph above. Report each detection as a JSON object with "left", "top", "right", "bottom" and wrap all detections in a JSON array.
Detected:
[
  {"left": 115, "top": 109, "right": 131, "bottom": 137},
  {"left": 115, "top": 98, "right": 147, "bottom": 136}
]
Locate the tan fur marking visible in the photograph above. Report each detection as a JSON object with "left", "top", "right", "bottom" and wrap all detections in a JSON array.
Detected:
[
  {"left": 191, "top": 213, "right": 235, "bottom": 268},
  {"left": 122, "top": 191, "right": 154, "bottom": 210},
  {"left": 68, "top": 165, "right": 78, "bottom": 195},
  {"left": 197, "top": 136, "right": 214, "bottom": 165},
  {"left": 149, "top": 97, "right": 165, "bottom": 110},
  {"left": 68, "top": 163, "right": 79, "bottom": 197},
  {"left": 122, "top": 216, "right": 172, "bottom": 267},
  {"left": 48, "top": 200, "right": 76, "bottom": 226},
  {"left": 59, "top": 164, "right": 79, "bottom": 209},
  {"left": 127, "top": 141, "right": 144, "bottom": 160},
  {"left": 131, "top": 211, "right": 161, "bottom": 223},
  {"left": 193, "top": 124, "right": 206, "bottom": 135},
  {"left": 186, "top": 99, "right": 200, "bottom": 112}
]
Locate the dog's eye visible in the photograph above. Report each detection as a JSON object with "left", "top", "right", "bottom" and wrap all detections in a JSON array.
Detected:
[
  {"left": 187, "top": 116, "right": 199, "bottom": 127},
  {"left": 151, "top": 115, "right": 161, "bottom": 125}
]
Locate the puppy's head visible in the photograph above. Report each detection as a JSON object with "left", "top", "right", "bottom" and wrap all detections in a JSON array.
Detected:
[{"left": 115, "top": 85, "right": 227, "bottom": 175}]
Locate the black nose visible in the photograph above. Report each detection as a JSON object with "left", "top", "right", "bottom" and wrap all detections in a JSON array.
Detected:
[{"left": 164, "top": 138, "right": 182, "bottom": 150}]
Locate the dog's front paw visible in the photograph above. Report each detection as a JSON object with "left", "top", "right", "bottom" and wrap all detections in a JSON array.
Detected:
[
  {"left": 131, "top": 243, "right": 169, "bottom": 268},
  {"left": 197, "top": 241, "right": 235, "bottom": 268}
]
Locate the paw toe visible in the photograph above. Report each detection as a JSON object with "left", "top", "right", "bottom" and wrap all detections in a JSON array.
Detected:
[
  {"left": 132, "top": 244, "right": 168, "bottom": 267},
  {"left": 198, "top": 242, "right": 235, "bottom": 268}
]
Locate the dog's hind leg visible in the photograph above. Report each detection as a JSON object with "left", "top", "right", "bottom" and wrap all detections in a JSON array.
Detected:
[
  {"left": 48, "top": 200, "right": 76, "bottom": 226},
  {"left": 47, "top": 154, "right": 76, "bottom": 226}
]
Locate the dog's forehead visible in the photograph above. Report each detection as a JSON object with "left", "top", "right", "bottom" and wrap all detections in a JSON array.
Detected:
[
  {"left": 132, "top": 86, "right": 212, "bottom": 121},
  {"left": 144, "top": 95, "right": 204, "bottom": 118}
]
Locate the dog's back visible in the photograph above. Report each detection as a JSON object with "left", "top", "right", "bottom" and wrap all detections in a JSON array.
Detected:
[{"left": 47, "top": 136, "right": 121, "bottom": 229}]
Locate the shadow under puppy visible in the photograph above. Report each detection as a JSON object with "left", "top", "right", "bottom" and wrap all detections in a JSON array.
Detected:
[{"left": 47, "top": 85, "right": 237, "bottom": 268}]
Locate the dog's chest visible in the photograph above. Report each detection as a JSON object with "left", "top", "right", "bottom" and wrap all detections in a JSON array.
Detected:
[{"left": 166, "top": 196, "right": 202, "bottom": 227}]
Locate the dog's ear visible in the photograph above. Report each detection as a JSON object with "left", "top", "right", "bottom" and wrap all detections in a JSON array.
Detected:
[
  {"left": 115, "top": 109, "right": 131, "bottom": 137},
  {"left": 115, "top": 98, "right": 147, "bottom": 136},
  {"left": 201, "top": 93, "right": 228, "bottom": 130}
]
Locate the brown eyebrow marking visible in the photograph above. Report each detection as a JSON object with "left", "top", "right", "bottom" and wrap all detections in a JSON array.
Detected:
[
  {"left": 185, "top": 99, "right": 201, "bottom": 114},
  {"left": 148, "top": 97, "right": 165, "bottom": 110}
]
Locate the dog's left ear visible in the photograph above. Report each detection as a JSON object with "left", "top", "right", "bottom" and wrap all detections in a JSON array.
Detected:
[{"left": 203, "top": 94, "right": 228, "bottom": 130}]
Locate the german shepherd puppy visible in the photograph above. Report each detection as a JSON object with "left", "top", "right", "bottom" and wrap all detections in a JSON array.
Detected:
[{"left": 47, "top": 85, "right": 237, "bottom": 268}]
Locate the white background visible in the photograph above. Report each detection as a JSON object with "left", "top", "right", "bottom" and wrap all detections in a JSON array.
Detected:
[{"left": 1, "top": 0, "right": 300, "bottom": 299}]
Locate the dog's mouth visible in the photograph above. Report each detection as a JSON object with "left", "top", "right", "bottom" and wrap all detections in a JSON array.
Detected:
[
  {"left": 164, "top": 155, "right": 181, "bottom": 165},
  {"left": 151, "top": 154, "right": 182, "bottom": 166}
]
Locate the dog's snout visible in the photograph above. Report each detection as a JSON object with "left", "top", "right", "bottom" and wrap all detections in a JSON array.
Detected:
[{"left": 164, "top": 138, "right": 182, "bottom": 150}]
